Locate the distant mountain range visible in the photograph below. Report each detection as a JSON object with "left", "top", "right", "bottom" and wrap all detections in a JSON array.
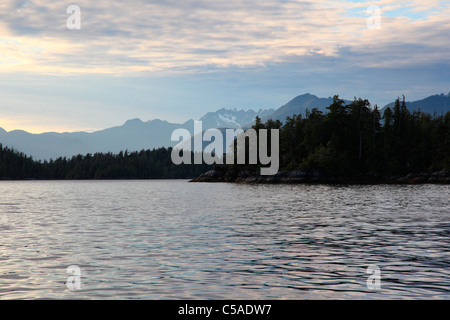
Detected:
[
  {"left": 0, "top": 108, "right": 273, "bottom": 160},
  {"left": 1, "top": 92, "right": 449, "bottom": 160},
  {"left": 0, "top": 118, "right": 193, "bottom": 161}
]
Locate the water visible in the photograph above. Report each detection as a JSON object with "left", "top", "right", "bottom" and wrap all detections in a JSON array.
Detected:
[{"left": 0, "top": 180, "right": 449, "bottom": 299}]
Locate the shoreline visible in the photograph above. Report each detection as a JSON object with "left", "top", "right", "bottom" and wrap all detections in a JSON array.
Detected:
[
  {"left": 0, "top": 177, "right": 195, "bottom": 181},
  {"left": 190, "top": 169, "right": 450, "bottom": 184}
]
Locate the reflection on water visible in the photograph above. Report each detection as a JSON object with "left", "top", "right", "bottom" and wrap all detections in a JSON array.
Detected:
[{"left": 0, "top": 180, "right": 449, "bottom": 299}]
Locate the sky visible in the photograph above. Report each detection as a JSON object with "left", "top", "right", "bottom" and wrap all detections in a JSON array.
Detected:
[{"left": 0, "top": 0, "right": 449, "bottom": 133}]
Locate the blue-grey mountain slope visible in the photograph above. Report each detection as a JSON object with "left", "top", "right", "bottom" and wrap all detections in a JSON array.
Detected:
[
  {"left": 257, "top": 93, "right": 352, "bottom": 125},
  {"left": 381, "top": 93, "right": 450, "bottom": 115},
  {"left": 0, "top": 108, "right": 272, "bottom": 160},
  {"left": 0, "top": 119, "right": 194, "bottom": 161}
]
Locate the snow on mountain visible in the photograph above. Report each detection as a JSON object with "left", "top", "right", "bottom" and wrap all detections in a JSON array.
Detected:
[{"left": 199, "top": 107, "right": 275, "bottom": 130}]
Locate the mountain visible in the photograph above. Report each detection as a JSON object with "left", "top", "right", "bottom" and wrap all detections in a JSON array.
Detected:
[
  {"left": 381, "top": 93, "right": 450, "bottom": 115},
  {"left": 199, "top": 107, "right": 275, "bottom": 130},
  {"left": 178, "top": 108, "right": 276, "bottom": 153},
  {"left": 0, "top": 108, "right": 274, "bottom": 160},
  {"left": 0, "top": 118, "right": 195, "bottom": 161},
  {"left": 257, "top": 93, "right": 352, "bottom": 124}
]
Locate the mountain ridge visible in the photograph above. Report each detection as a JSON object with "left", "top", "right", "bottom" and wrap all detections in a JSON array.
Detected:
[
  {"left": 381, "top": 93, "right": 450, "bottom": 115},
  {"left": 2, "top": 92, "right": 449, "bottom": 160},
  {"left": 0, "top": 107, "right": 274, "bottom": 160}
]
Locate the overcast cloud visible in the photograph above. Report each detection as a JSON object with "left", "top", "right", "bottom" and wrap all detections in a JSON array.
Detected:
[{"left": 0, "top": 0, "right": 449, "bottom": 132}]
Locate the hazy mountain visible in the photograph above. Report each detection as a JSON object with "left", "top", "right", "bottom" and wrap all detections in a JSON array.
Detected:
[
  {"left": 176, "top": 107, "right": 277, "bottom": 154},
  {"left": 0, "top": 108, "right": 273, "bottom": 160},
  {"left": 256, "top": 93, "right": 352, "bottom": 125},
  {"left": 199, "top": 107, "right": 275, "bottom": 130},
  {"left": 0, "top": 118, "right": 194, "bottom": 161},
  {"left": 381, "top": 93, "right": 450, "bottom": 115}
]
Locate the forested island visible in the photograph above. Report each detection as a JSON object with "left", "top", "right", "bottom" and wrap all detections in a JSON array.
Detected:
[
  {"left": 194, "top": 96, "right": 450, "bottom": 184},
  {"left": 1, "top": 95, "right": 450, "bottom": 183}
]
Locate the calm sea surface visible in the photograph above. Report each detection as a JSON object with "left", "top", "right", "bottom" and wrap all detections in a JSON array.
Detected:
[{"left": 0, "top": 180, "right": 449, "bottom": 299}]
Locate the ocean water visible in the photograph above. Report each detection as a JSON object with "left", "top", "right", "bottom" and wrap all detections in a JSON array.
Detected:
[{"left": 0, "top": 180, "right": 449, "bottom": 299}]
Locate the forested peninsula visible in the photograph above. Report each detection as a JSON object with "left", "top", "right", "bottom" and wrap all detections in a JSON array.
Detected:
[{"left": 193, "top": 96, "right": 450, "bottom": 184}]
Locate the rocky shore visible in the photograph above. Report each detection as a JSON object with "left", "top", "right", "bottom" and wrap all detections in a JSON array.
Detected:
[{"left": 190, "top": 168, "right": 450, "bottom": 184}]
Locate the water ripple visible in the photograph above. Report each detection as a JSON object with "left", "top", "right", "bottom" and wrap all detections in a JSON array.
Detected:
[{"left": 0, "top": 181, "right": 449, "bottom": 299}]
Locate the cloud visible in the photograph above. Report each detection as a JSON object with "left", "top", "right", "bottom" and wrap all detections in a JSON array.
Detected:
[{"left": 0, "top": 0, "right": 448, "bottom": 75}]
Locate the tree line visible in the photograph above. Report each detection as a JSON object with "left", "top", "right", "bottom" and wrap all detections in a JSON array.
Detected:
[{"left": 0, "top": 147, "right": 211, "bottom": 179}]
